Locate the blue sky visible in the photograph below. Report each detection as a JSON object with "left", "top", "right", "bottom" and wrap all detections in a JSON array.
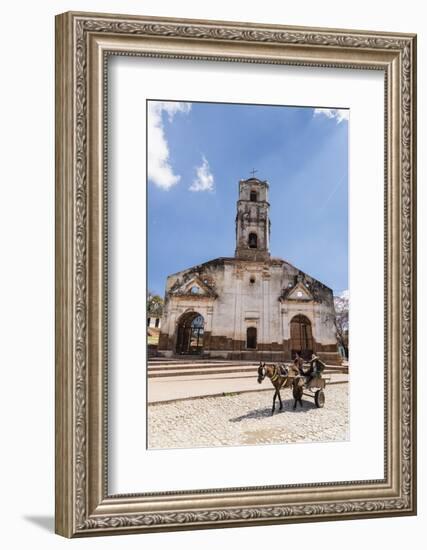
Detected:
[{"left": 147, "top": 100, "right": 348, "bottom": 297}]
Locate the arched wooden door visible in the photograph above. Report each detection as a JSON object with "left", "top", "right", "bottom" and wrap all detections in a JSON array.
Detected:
[
  {"left": 290, "top": 315, "right": 313, "bottom": 360},
  {"left": 176, "top": 312, "right": 204, "bottom": 355}
]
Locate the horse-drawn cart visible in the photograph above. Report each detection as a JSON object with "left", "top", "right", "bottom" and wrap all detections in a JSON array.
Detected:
[{"left": 257, "top": 361, "right": 330, "bottom": 414}]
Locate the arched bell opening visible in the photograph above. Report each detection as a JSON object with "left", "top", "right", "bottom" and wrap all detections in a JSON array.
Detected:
[{"left": 248, "top": 233, "right": 258, "bottom": 249}]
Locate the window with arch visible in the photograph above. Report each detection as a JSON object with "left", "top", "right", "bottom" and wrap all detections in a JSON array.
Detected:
[
  {"left": 246, "top": 326, "right": 257, "bottom": 349},
  {"left": 248, "top": 233, "right": 258, "bottom": 248},
  {"left": 250, "top": 190, "right": 257, "bottom": 202}
]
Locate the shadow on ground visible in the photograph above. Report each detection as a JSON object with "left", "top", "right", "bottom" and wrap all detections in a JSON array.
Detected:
[
  {"left": 229, "top": 398, "right": 316, "bottom": 422},
  {"left": 23, "top": 515, "right": 54, "bottom": 532}
]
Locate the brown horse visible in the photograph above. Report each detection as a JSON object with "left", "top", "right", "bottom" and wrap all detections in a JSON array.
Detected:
[
  {"left": 291, "top": 377, "right": 304, "bottom": 410},
  {"left": 257, "top": 362, "right": 301, "bottom": 415}
]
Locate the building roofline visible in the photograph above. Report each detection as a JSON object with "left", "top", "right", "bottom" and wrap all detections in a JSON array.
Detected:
[
  {"left": 239, "top": 177, "right": 269, "bottom": 187},
  {"left": 166, "top": 256, "right": 333, "bottom": 292}
]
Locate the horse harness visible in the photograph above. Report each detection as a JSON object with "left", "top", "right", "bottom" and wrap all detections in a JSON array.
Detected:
[{"left": 270, "top": 365, "right": 288, "bottom": 388}]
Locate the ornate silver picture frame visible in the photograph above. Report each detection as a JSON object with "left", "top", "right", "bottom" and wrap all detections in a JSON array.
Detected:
[{"left": 55, "top": 11, "right": 417, "bottom": 537}]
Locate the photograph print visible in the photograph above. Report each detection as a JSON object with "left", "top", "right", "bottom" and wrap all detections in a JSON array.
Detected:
[{"left": 146, "top": 99, "right": 349, "bottom": 450}]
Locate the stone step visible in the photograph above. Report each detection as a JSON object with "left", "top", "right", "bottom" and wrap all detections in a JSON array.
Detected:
[
  {"left": 150, "top": 355, "right": 236, "bottom": 363},
  {"left": 148, "top": 368, "right": 256, "bottom": 378},
  {"left": 148, "top": 359, "right": 347, "bottom": 367},
  {"left": 148, "top": 362, "right": 255, "bottom": 370},
  {"left": 150, "top": 363, "right": 249, "bottom": 368},
  {"left": 149, "top": 358, "right": 347, "bottom": 369},
  {"left": 148, "top": 362, "right": 347, "bottom": 372},
  {"left": 148, "top": 360, "right": 258, "bottom": 366},
  {"left": 147, "top": 367, "right": 347, "bottom": 378}
]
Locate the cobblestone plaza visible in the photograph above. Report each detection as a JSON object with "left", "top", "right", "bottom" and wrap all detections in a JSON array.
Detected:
[{"left": 148, "top": 382, "right": 349, "bottom": 449}]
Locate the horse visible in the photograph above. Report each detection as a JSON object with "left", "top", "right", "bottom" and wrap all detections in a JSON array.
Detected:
[
  {"left": 257, "top": 362, "right": 301, "bottom": 415},
  {"left": 291, "top": 377, "right": 304, "bottom": 410}
]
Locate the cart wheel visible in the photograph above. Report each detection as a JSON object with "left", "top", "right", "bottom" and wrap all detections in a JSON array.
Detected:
[{"left": 315, "top": 389, "right": 325, "bottom": 408}]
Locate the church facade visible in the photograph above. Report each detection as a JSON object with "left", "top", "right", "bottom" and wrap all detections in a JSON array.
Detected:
[{"left": 157, "top": 177, "right": 341, "bottom": 364}]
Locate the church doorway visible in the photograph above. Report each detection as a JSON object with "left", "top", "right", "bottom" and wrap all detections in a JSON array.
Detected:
[
  {"left": 246, "top": 326, "right": 257, "bottom": 349},
  {"left": 176, "top": 312, "right": 205, "bottom": 355},
  {"left": 290, "top": 315, "right": 313, "bottom": 360}
]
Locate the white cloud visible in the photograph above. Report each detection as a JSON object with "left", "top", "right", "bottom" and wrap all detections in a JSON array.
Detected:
[
  {"left": 313, "top": 108, "right": 349, "bottom": 124},
  {"left": 147, "top": 101, "right": 191, "bottom": 190},
  {"left": 189, "top": 156, "right": 215, "bottom": 192}
]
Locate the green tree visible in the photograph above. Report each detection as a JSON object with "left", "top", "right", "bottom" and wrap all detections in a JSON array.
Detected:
[{"left": 147, "top": 291, "right": 164, "bottom": 317}]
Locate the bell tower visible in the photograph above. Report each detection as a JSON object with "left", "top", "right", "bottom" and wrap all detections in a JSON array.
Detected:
[{"left": 235, "top": 177, "right": 270, "bottom": 261}]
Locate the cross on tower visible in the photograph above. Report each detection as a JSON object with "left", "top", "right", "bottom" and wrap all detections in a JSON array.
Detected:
[{"left": 250, "top": 168, "right": 258, "bottom": 178}]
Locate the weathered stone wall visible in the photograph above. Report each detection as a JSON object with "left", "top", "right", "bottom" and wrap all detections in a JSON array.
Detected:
[
  {"left": 235, "top": 178, "right": 270, "bottom": 261},
  {"left": 157, "top": 257, "right": 340, "bottom": 363}
]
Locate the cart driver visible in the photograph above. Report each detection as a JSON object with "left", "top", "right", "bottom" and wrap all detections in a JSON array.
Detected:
[
  {"left": 305, "top": 353, "right": 326, "bottom": 383},
  {"left": 293, "top": 352, "right": 305, "bottom": 376}
]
